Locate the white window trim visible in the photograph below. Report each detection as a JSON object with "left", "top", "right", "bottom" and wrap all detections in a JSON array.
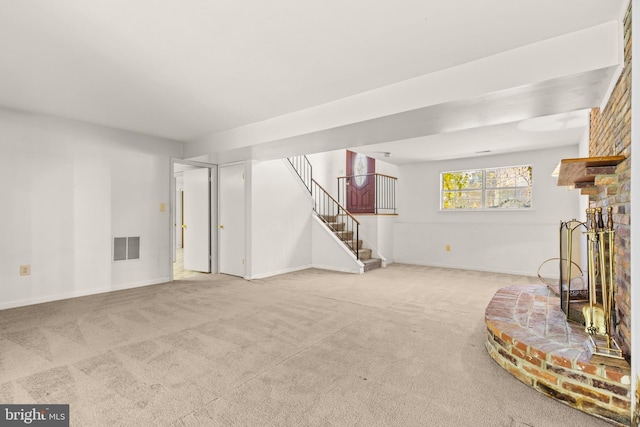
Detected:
[{"left": 440, "top": 164, "right": 533, "bottom": 211}]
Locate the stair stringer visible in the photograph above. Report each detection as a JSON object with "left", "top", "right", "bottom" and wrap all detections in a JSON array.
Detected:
[{"left": 311, "top": 215, "right": 364, "bottom": 274}]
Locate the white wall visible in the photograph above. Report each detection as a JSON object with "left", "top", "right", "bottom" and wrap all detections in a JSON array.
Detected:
[
  {"left": 373, "top": 155, "right": 399, "bottom": 177},
  {"left": 307, "top": 149, "right": 345, "bottom": 199},
  {"left": 394, "top": 145, "right": 582, "bottom": 276},
  {"left": 0, "top": 109, "right": 182, "bottom": 309},
  {"left": 249, "top": 159, "right": 313, "bottom": 278}
]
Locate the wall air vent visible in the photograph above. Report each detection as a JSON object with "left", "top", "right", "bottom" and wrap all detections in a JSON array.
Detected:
[
  {"left": 113, "top": 237, "right": 141, "bottom": 261},
  {"left": 113, "top": 237, "right": 127, "bottom": 261}
]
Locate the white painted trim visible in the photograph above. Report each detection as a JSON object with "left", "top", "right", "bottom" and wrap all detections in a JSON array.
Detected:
[
  {"left": 247, "top": 264, "right": 313, "bottom": 280},
  {"left": 379, "top": 256, "right": 388, "bottom": 268},
  {"left": 243, "top": 160, "right": 252, "bottom": 280},
  {"left": 396, "top": 260, "right": 536, "bottom": 279},
  {"left": 0, "top": 278, "right": 171, "bottom": 311},
  {"left": 311, "top": 264, "right": 363, "bottom": 274},
  {"left": 170, "top": 158, "right": 218, "bottom": 280}
]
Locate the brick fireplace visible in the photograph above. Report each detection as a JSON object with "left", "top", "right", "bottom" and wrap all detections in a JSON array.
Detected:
[
  {"left": 485, "top": 286, "right": 631, "bottom": 425},
  {"left": 588, "top": 2, "right": 632, "bottom": 361},
  {"left": 485, "top": 3, "right": 634, "bottom": 424},
  {"left": 487, "top": 3, "right": 635, "bottom": 424}
]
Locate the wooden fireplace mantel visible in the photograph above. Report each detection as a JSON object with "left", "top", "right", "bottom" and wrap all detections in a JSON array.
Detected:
[{"left": 556, "top": 156, "right": 625, "bottom": 187}]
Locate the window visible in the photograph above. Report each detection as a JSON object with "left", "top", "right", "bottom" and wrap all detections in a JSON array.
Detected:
[{"left": 441, "top": 165, "right": 532, "bottom": 210}]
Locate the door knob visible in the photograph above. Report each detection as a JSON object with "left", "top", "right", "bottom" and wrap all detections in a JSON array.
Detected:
[
  {"left": 182, "top": 224, "right": 187, "bottom": 229},
  {"left": 219, "top": 225, "right": 224, "bottom": 229}
]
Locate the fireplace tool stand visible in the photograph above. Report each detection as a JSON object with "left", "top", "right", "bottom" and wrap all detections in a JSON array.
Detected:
[{"left": 583, "top": 207, "right": 628, "bottom": 369}]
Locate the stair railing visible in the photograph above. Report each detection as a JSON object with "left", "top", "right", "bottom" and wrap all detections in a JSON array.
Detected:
[
  {"left": 311, "top": 179, "right": 360, "bottom": 259},
  {"left": 337, "top": 173, "right": 398, "bottom": 214},
  {"left": 287, "top": 155, "right": 360, "bottom": 259},
  {"left": 286, "top": 155, "right": 313, "bottom": 194}
]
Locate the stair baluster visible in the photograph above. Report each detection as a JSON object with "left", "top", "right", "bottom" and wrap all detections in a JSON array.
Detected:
[{"left": 287, "top": 156, "right": 361, "bottom": 260}]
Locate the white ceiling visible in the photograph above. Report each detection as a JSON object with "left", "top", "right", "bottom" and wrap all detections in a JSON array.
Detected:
[
  {"left": 0, "top": 0, "right": 628, "bottom": 163},
  {"left": 356, "top": 110, "right": 593, "bottom": 164}
]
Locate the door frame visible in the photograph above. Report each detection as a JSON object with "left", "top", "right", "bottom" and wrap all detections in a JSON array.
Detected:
[
  {"left": 170, "top": 158, "right": 218, "bottom": 280},
  {"left": 346, "top": 150, "right": 376, "bottom": 213},
  {"left": 217, "top": 161, "right": 249, "bottom": 278}
]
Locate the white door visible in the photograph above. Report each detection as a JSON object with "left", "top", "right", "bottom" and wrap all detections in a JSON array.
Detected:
[
  {"left": 219, "top": 163, "right": 245, "bottom": 277},
  {"left": 183, "top": 168, "right": 211, "bottom": 272}
]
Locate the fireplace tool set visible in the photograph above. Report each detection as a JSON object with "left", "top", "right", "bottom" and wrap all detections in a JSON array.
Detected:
[
  {"left": 558, "top": 219, "right": 587, "bottom": 321},
  {"left": 583, "top": 207, "right": 628, "bottom": 368}
]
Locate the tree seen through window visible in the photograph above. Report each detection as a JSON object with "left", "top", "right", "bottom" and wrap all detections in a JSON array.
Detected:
[{"left": 441, "top": 165, "right": 532, "bottom": 210}]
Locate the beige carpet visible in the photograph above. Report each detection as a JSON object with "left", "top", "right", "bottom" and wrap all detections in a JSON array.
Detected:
[{"left": 0, "top": 264, "right": 611, "bottom": 426}]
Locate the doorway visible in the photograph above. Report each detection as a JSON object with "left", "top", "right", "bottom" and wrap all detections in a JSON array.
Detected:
[
  {"left": 346, "top": 150, "right": 376, "bottom": 213},
  {"left": 172, "top": 160, "right": 217, "bottom": 280}
]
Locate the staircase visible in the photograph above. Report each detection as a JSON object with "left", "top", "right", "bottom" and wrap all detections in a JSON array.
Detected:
[
  {"left": 320, "top": 214, "right": 382, "bottom": 272},
  {"left": 287, "top": 155, "right": 382, "bottom": 273}
]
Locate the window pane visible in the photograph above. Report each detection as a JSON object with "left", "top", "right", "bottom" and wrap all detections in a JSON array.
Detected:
[
  {"left": 465, "top": 190, "right": 483, "bottom": 208},
  {"left": 442, "top": 170, "right": 482, "bottom": 191},
  {"left": 515, "top": 166, "right": 533, "bottom": 186},
  {"left": 441, "top": 165, "right": 531, "bottom": 210},
  {"left": 485, "top": 170, "right": 497, "bottom": 188},
  {"left": 486, "top": 189, "right": 513, "bottom": 208},
  {"left": 442, "top": 190, "right": 482, "bottom": 209},
  {"left": 487, "top": 189, "right": 532, "bottom": 208},
  {"left": 493, "top": 168, "right": 516, "bottom": 187},
  {"left": 454, "top": 191, "right": 482, "bottom": 209},
  {"left": 466, "top": 171, "right": 483, "bottom": 189},
  {"left": 442, "top": 191, "right": 458, "bottom": 209},
  {"left": 485, "top": 190, "right": 498, "bottom": 208},
  {"left": 516, "top": 187, "right": 532, "bottom": 207},
  {"left": 442, "top": 172, "right": 466, "bottom": 190}
]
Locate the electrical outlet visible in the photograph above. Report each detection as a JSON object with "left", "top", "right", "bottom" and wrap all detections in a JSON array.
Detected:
[{"left": 20, "top": 265, "right": 31, "bottom": 276}]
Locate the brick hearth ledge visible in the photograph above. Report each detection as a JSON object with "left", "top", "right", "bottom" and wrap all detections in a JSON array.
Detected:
[{"left": 485, "top": 285, "right": 631, "bottom": 426}]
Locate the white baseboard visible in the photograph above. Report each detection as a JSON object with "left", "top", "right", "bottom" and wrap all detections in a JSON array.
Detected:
[
  {"left": 394, "top": 260, "right": 536, "bottom": 278},
  {"left": 248, "top": 264, "right": 313, "bottom": 280},
  {"left": 0, "top": 277, "right": 171, "bottom": 311},
  {"left": 311, "top": 263, "right": 363, "bottom": 274}
]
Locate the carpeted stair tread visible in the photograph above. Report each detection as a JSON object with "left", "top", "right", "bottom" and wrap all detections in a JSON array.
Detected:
[
  {"left": 362, "top": 258, "right": 382, "bottom": 272},
  {"left": 358, "top": 248, "right": 372, "bottom": 261}
]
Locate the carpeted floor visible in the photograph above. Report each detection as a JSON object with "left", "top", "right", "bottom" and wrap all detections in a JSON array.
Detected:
[{"left": 0, "top": 264, "right": 612, "bottom": 426}]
